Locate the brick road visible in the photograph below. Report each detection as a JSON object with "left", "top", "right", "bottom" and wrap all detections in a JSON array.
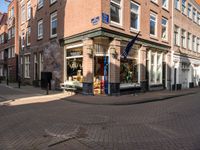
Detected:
[{"left": 0, "top": 86, "right": 200, "bottom": 149}]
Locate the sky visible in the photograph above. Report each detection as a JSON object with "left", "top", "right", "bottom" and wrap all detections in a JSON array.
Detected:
[{"left": 0, "top": 0, "right": 9, "bottom": 13}]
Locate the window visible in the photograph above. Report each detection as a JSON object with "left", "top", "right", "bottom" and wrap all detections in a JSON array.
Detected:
[
  {"left": 182, "top": 0, "right": 186, "bottom": 14},
  {"left": 50, "top": 12, "right": 57, "bottom": 38},
  {"left": 197, "top": 12, "right": 200, "bottom": 25},
  {"left": 8, "top": 48, "right": 11, "bottom": 58},
  {"left": 38, "top": 20, "right": 43, "bottom": 39},
  {"left": 0, "top": 51, "right": 4, "bottom": 60},
  {"left": 27, "top": 27, "right": 31, "bottom": 46},
  {"left": 130, "top": 1, "right": 140, "bottom": 30},
  {"left": 188, "top": 4, "right": 192, "bottom": 19},
  {"left": 27, "top": 1, "right": 31, "bottom": 20},
  {"left": 50, "top": 0, "right": 57, "bottom": 5},
  {"left": 21, "top": 5, "right": 25, "bottom": 24},
  {"left": 150, "top": 12, "right": 157, "bottom": 36},
  {"left": 188, "top": 33, "right": 192, "bottom": 50},
  {"left": 10, "top": 7, "right": 14, "bottom": 18},
  {"left": 24, "top": 55, "right": 30, "bottom": 78},
  {"left": 193, "top": 36, "right": 196, "bottom": 51},
  {"left": 161, "top": 18, "right": 168, "bottom": 40},
  {"left": 149, "top": 51, "right": 163, "bottom": 84},
  {"left": 11, "top": 47, "right": 15, "bottom": 57},
  {"left": 110, "top": 0, "right": 122, "bottom": 25},
  {"left": 181, "top": 29, "right": 186, "bottom": 48},
  {"left": 8, "top": 29, "right": 11, "bottom": 40},
  {"left": 162, "top": 0, "right": 168, "bottom": 9},
  {"left": 175, "top": 0, "right": 180, "bottom": 10},
  {"left": 0, "top": 66, "right": 3, "bottom": 76},
  {"left": 197, "top": 38, "right": 200, "bottom": 52},
  {"left": 34, "top": 54, "right": 38, "bottom": 80},
  {"left": 38, "top": 0, "right": 44, "bottom": 9},
  {"left": 39, "top": 52, "right": 43, "bottom": 80},
  {"left": 11, "top": 27, "right": 15, "bottom": 38},
  {"left": 151, "top": 0, "right": 158, "bottom": 4},
  {"left": 174, "top": 25, "right": 180, "bottom": 46},
  {"left": 193, "top": 8, "right": 197, "bottom": 22}
]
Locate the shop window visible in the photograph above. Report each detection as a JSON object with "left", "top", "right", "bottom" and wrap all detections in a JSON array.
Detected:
[
  {"left": 66, "top": 47, "right": 83, "bottom": 82},
  {"left": 120, "top": 44, "right": 139, "bottom": 85}
]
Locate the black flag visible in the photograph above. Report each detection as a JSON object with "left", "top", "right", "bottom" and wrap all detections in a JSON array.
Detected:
[{"left": 121, "top": 31, "right": 140, "bottom": 59}]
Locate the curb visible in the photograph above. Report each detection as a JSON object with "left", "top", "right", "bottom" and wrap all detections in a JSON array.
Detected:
[{"left": 64, "top": 92, "right": 198, "bottom": 106}]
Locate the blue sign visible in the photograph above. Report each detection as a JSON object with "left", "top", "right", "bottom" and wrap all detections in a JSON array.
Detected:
[
  {"left": 91, "top": 16, "right": 100, "bottom": 25},
  {"left": 102, "top": 13, "right": 109, "bottom": 24}
]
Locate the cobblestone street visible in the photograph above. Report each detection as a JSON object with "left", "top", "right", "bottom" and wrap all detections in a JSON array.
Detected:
[{"left": 0, "top": 85, "right": 200, "bottom": 149}]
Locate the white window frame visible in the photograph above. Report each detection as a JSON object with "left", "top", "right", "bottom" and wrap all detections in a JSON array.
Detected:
[
  {"left": 38, "top": 0, "right": 44, "bottom": 9},
  {"left": 27, "top": 27, "right": 31, "bottom": 46},
  {"left": 110, "top": 0, "right": 123, "bottom": 26},
  {"left": 24, "top": 55, "right": 30, "bottom": 78},
  {"left": 38, "top": 19, "right": 43, "bottom": 40},
  {"left": 181, "top": 29, "right": 186, "bottom": 48},
  {"left": 27, "top": 1, "right": 31, "bottom": 20},
  {"left": 182, "top": 0, "right": 186, "bottom": 14},
  {"left": 150, "top": 12, "right": 157, "bottom": 37},
  {"left": 21, "top": 4, "right": 26, "bottom": 24},
  {"left": 161, "top": 17, "right": 168, "bottom": 41},
  {"left": 175, "top": 0, "right": 180, "bottom": 10},
  {"left": 50, "top": 11, "right": 58, "bottom": 38},
  {"left": 50, "top": 0, "right": 57, "bottom": 5},
  {"left": 130, "top": 1, "right": 140, "bottom": 31},
  {"left": 162, "top": 0, "right": 169, "bottom": 10},
  {"left": 188, "top": 3, "right": 192, "bottom": 19}
]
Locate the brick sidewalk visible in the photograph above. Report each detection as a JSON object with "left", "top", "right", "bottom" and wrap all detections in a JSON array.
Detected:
[{"left": 64, "top": 88, "right": 200, "bottom": 105}]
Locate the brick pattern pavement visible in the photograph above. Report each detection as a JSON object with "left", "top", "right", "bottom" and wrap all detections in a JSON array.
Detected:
[{"left": 1, "top": 92, "right": 200, "bottom": 149}]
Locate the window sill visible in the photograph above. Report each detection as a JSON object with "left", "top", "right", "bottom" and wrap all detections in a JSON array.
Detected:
[
  {"left": 162, "top": 7, "right": 169, "bottom": 12},
  {"left": 50, "top": 1, "right": 57, "bottom": 6},
  {"left": 161, "top": 39, "right": 169, "bottom": 44},
  {"left": 37, "top": 5, "right": 43, "bottom": 11},
  {"left": 130, "top": 28, "right": 140, "bottom": 34},
  {"left": 110, "top": 22, "right": 124, "bottom": 31},
  {"left": 150, "top": 35, "right": 158, "bottom": 41},
  {"left": 151, "top": 1, "right": 159, "bottom": 7},
  {"left": 50, "top": 34, "right": 57, "bottom": 39},
  {"left": 37, "top": 37, "right": 43, "bottom": 41}
]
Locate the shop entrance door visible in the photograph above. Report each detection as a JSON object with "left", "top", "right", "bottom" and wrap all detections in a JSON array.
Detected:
[{"left": 93, "top": 56, "right": 109, "bottom": 95}]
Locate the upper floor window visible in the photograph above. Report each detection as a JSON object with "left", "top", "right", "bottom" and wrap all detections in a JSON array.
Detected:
[
  {"left": 162, "top": 0, "right": 168, "bottom": 9},
  {"left": 188, "top": 33, "right": 192, "bottom": 50},
  {"left": 38, "top": 0, "right": 44, "bottom": 9},
  {"left": 21, "top": 5, "right": 26, "bottom": 24},
  {"left": 50, "top": 0, "right": 57, "bottom": 5},
  {"left": 181, "top": 29, "right": 186, "bottom": 48},
  {"left": 11, "top": 27, "right": 15, "bottom": 38},
  {"left": 161, "top": 18, "right": 168, "bottom": 40},
  {"left": 10, "top": 7, "right": 14, "bottom": 18},
  {"left": 27, "top": 1, "right": 31, "bottom": 20},
  {"left": 110, "top": 0, "right": 122, "bottom": 25},
  {"left": 193, "top": 36, "right": 196, "bottom": 51},
  {"left": 197, "top": 12, "right": 200, "bottom": 25},
  {"left": 151, "top": 0, "right": 158, "bottom": 4},
  {"left": 182, "top": 0, "right": 186, "bottom": 14},
  {"left": 130, "top": 1, "right": 140, "bottom": 31},
  {"left": 50, "top": 11, "right": 57, "bottom": 38},
  {"left": 27, "top": 27, "right": 31, "bottom": 46},
  {"left": 38, "top": 20, "right": 43, "bottom": 39},
  {"left": 8, "top": 29, "right": 12, "bottom": 40},
  {"left": 193, "top": 8, "right": 197, "bottom": 23},
  {"left": 175, "top": 0, "right": 180, "bottom": 10},
  {"left": 150, "top": 12, "right": 157, "bottom": 37},
  {"left": 174, "top": 25, "right": 180, "bottom": 46},
  {"left": 188, "top": 3, "right": 192, "bottom": 19}
]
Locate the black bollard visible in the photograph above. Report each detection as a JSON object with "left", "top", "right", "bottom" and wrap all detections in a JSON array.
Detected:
[
  {"left": 18, "top": 80, "right": 21, "bottom": 88},
  {"left": 46, "top": 83, "right": 49, "bottom": 95}
]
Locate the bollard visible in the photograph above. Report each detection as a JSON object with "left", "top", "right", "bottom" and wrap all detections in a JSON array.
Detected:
[{"left": 46, "top": 83, "right": 49, "bottom": 95}]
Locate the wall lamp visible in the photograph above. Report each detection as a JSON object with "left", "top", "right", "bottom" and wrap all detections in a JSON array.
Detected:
[
  {"left": 87, "top": 46, "right": 93, "bottom": 57},
  {"left": 110, "top": 47, "right": 118, "bottom": 59}
]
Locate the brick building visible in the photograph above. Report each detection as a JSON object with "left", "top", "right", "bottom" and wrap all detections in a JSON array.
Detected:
[
  {"left": 0, "top": 0, "right": 19, "bottom": 82},
  {"left": 0, "top": 0, "right": 178, "bottom": 96},
  {"left": 63, "top": 0, "right": 172, "bottom": 95},
  {"left": 0, "top": 0, "right": 172, "bottom": 95},
  {"left": 172, "top": 0, "right": 200, "bottom": 89}
]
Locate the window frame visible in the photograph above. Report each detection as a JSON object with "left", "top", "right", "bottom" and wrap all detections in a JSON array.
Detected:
[{"left": 50, "top": 11, "right": 58, "bottom": 38}]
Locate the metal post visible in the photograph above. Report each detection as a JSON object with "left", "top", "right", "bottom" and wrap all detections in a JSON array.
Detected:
[{"left": 46, "top": 83, "right": 49, "bottom": 95}]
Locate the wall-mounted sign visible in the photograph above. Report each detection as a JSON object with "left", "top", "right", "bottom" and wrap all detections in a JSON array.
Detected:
[
  {"left": 91, "top": 16, "right": 100, "bottom": 25},
  {"left": 102, "top": 13, "right": 109, "bottom": 24},
  {"left": 67, "top": 48, "right": 83, "bottom": 57}
]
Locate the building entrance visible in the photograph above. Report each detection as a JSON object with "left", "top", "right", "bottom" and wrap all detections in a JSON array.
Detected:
[{"left": 93, "top": 56, "right": 109, "bottom": 95}]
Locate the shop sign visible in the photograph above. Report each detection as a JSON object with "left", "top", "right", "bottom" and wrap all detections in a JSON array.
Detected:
[
  {"left": 102, "top": 13, "right": 109, "bottom": 24},
  {"left": 91, "top": 16, "right": 100, "bottom": 25},
  {"left": 67, "top": 49, "right": 82, "bottom": 57}
]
